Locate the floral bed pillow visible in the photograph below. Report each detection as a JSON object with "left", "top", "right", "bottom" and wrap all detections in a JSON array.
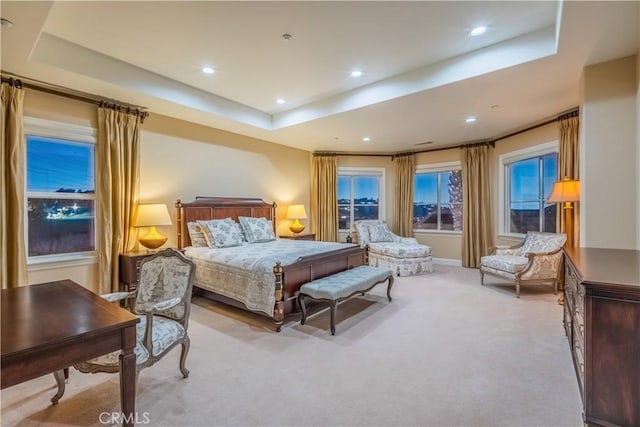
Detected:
[
  {"left": 186, "top": 222, "right": 208, "bottom": 247},
  {"left": 197, "top": 218, "right": 243, "bottom": 248},
  {"left": 238, "top": 216, "right": 276, "bottom": 243}
]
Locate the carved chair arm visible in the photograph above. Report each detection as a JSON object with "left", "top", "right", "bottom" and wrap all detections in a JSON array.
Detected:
[
  {"left": 517, "top": 248, "right": 564, "bottom": 280},
  {"left": 101, "top": 291, "right": 135, "bottom": 303},
  {"left": 143, "top": 297, "right": 182, "bottom": 314}
]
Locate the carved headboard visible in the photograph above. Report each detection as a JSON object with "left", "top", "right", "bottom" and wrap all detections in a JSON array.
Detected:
[{"left": 175, "top": 197, "right": 277, "bottom": 249}]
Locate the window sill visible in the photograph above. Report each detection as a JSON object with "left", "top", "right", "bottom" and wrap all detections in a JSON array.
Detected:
[
  {"left": 27, "top": 252, "right": 98, "bottom": 271},
  {"left": 413, "top": 230, "right": 462, "bottom": 236}
]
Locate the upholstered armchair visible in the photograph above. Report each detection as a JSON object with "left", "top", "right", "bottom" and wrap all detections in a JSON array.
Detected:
[
  {"left": 479, "top": 231, "right": 567, "bottom": 298},
  {"left": 51, "top": 248, "right": 195, "bottom": 404},
  {"left": 354, "top": 220, "right": 433, "bottom": 276}
]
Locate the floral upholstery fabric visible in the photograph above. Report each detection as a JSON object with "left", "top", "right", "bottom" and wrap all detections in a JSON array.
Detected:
[
  {"left": 238, "top": 216, "right": 276, "bottom": 243},
  {"left": 353, "top": 219, "right": 384, "bottom": 246},
  {"left": 369, "top": 252, "right": 433, "bottom": 276},
  {"left": 138, "top": 316, "right": 186, "bottom": 356},
  {"left": 369, "top": 242, "right": 432, "bottom": 258},
  {"left": 198, "top": 218, "right": 243, "bottom": 248},
  {"left": 187, "top": 222, "right": 208, "bottom": 247},
  {"left": 479, "top": 255, "right": 528, "bottom": 274},
  {"left": 519, "top": 231, "right": 567, "bottom": 254},
  {"left": 135, "top": 255, "right": 192, "bottom": 321},
  {"left": 300, "top": 266, "right": 393, "bottom": 300},
  {"left": 369, "top": 223, "right": 395, "bottom": 243}
]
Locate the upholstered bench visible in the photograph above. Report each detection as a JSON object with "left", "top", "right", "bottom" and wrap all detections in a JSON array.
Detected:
[{"left": 297, "top": 265, "right": 394, "bottom": 335}]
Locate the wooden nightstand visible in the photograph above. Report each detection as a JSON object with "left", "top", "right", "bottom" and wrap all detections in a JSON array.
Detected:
[
  {"left": 119, "top": 251, "right": 154, "bottom": 292},
  {"left": 279, "top": 233, "right": 316, "bottom": 241}
]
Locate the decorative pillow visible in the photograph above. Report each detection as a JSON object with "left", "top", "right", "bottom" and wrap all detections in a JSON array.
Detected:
[
  {"left": 234, "top": 222, "right": 247, "bottom": 242},
  {"left": 197, "top": 218, "right": 243, "bottom": 248},
  {"left": 186, "top": 222, "right": 208, "bottom": 247},
  {"left": 354, "top": 219, "right": 384, "bottom": 246},
  {"left": 369, "top": 223, "right": 395, "bottom": 243},
  {"left": 238, "top": 216, "right": 276, "bottom": 243}
]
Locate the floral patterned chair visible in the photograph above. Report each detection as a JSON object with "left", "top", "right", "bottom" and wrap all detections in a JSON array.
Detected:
[
  {"left": 354, "top": 220, "right": 433, "bottom": 276},
  {"left": 479, "top": 231, "right": 567, "bottom": 298},
  {"left": 51, "top": 248, "right": 195, "bottom": 404}
]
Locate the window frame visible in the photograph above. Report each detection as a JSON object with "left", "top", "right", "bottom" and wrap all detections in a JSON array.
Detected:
[
  {"left": 337, "top": 167, "right": 385, "bottom": 232},
  {"left": 413, "top": 161, "right": 463, "bottom": 234},
  {"left": 24, "top": 117, "right": 98, "bottom": 267},
  {"left": 498, "top": 141, "right": 559, "bottom": 238}
]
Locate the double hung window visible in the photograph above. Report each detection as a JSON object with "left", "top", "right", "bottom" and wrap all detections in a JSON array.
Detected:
[
  {"left": 25, "top": 118, "right": 97, "bottom": 261},
  {"left": 337, "top": 167, "right": 384, "bottom": 231},
  {"left": 413, "top": 163, "right": 463, "bottom": 232}
]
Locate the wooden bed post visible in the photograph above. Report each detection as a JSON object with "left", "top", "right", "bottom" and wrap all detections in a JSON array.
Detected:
[
  {"left": 273, "top": 261, "right": 284, "bottom": 332},
  {"left": 175, "top": 199, "right": 183, "bottom": 249}
]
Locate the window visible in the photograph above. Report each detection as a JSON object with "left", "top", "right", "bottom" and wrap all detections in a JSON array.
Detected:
[
  {"left": 25, "top": 118, "right": 97, "bottom": 261},
  {"left": 338, "top": 167, "right": 384, "bottom": 231},
  {"left": 500, "top": 142, "right": 558, "bottom": 235},
  {"left": 413, "top": 162, "right": 463, "bottom": 231}
]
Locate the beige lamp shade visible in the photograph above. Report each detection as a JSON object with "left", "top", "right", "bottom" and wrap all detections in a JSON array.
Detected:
[
  {"left": 287, "top": 204, "right": 307, "bottom": 234},
  {"left": 135, "top": 204, "right": 172, "bottom": 250},
  {"left": 547, "top": 178, "right": 580, "bottom": 203}
]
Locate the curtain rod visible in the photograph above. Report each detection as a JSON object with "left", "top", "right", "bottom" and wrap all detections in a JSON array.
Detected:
[{"left": 1, "top": 71, "right": 149, "bottom": 120}]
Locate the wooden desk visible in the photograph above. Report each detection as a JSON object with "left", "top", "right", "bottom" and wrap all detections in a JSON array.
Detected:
[{"left": 1, "top": 280, "right": 139, "bottom": 427}]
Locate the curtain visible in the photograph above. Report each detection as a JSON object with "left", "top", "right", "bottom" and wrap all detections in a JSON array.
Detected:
[
  {"left": 394, "top": 154, "right": 415, "bottom": 237},
  {"left": 558, "top": 113, "right": 580, "bottom": 248},
  {"left": 1, "top": 81, "right": 27, "bottom": 289},
  {"left": 310, "top": 154, "right": 338, "bottom": 242},
  {"left": 97, "top": 106, "right": 141, "bottom": 293},
  {"left": 461, "top": 145, "right": 493, "bottom": 268}
]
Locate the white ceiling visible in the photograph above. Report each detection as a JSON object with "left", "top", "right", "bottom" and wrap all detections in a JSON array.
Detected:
[{"left": 1, "top": 1, "right": 639, "bottom": 153}]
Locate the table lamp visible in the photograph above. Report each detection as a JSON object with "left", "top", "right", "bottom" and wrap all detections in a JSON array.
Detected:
[
  {"left": 135, "top": 203, "right": 172, "bottom": 251},
  {"left": 287, "top": 204, "right": 307, "bottom": 234}
]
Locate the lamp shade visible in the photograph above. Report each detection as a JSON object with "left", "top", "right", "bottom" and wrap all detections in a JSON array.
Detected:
[
  {"left": 547, "top": 178, "right": 580, "bottom": 203},
  {"left": 286, "top": 204, "right": 307, "bottom": 220},
  {"left": 134, "top": 203, "right": 172, "bottom": 227}
]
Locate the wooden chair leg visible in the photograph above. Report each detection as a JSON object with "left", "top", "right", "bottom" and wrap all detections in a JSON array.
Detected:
[
  {"left": 51, "top": 370, "right": 66, "bottom": 405},
  {"left": 298, "top": 294, "right": 307, "bottom": 325},
  {"left": 386, "top": 276, "right": 394, "bottom": 302},
  {"left": 330, "top": 302, "right": 337, "bottom": 336},
  {"left": 516, "top": 280, "right": 521, "bottom": 298},
  {"left": 480, "top": 270, "right": 484, "bottom": 286},
  {"left": 179, "top": 337, "right": 190, "bottom": 378}
]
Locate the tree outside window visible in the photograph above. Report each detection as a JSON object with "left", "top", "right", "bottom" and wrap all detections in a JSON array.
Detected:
[{"left": 414, "top": 168, "right": 463, "bottom": 231}]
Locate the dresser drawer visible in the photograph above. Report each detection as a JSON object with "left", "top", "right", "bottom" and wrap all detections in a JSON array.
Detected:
[{"left": 563, "top": 302, "right": 573, "bottom": 341}]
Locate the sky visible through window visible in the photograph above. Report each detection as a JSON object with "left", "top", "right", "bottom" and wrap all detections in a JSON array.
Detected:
[{"left": 27, "top": 136, "right": 95, "bottom": 193}]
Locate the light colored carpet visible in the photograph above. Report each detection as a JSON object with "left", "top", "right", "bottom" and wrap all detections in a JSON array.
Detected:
[{"left": 1, "top": 265, "right": 583, "bottom": 427}]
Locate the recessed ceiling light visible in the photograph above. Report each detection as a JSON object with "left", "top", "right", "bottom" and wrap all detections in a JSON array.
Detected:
[
  {"left": 351, "top": 70, "right": 363, "bottom": 78},
  {"left": 470, "top": 26, "right": 487, "bottom": 36},
  {"left": 276, "top": 98, "right": 286, "bottom": 104},
  {"left": 201, "top": 66, "right": 215, "bottom": 75},
  {"left": 362, "top": 136, "right": 371, "bottom": 142},
  {"left": 465, "top": 116, "right": 477, "bottom": 123},
  {"left": 0, "top": 18, "right": 13, "bottom": 28}
]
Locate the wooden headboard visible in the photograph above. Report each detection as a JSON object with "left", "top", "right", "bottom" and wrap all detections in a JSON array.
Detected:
[{"left": 175, "top": 197, "right": 277, "bottom": 249}]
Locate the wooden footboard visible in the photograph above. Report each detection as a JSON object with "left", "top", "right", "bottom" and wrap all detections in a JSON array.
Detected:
[{"left": 177, "top": 197, "right": 367, "bottom": 332}]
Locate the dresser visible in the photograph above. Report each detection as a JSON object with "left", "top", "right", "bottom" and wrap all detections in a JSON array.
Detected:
[{"left": 563, "top": 247, "right": 640, "bottom": 427}]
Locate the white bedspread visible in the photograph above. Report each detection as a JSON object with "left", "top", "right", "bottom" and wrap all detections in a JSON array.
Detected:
[{"left": 184, "top": 240, "right": 354, "bottom": 316}]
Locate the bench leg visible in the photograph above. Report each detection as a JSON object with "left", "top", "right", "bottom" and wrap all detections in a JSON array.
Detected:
[
  {"left": 387, "top": 275, "right": 394, "bottom": 302},
  {"left": 298, "top": 293, "right": 307, "bottom": 325},
  {"left": 330, "top": 301, "right": 337, "bottom": 336}
]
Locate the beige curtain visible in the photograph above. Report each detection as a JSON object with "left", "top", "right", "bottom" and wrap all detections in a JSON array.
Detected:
[
  {"left": 394, "top": 154, "right": 415, "bottom": 237},
  {"left": 97, "top": 106, "right": 142, "bottom": 293},
  {"left": 1, "top": 81, "right": 27, "bottom": 289},
  {"left": 558, "top": 113, "right": 580, "bottom": 248},
  {"left": 310, "top": 154, "right": 338, "bottom": 242},
  {"left": 461, "top": 144, "right": 493, "bottom": 268}
]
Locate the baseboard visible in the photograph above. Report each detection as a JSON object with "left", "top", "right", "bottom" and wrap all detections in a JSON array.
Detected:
[{"left": 432, "top": 257, "right": 462, "bottom": 266}]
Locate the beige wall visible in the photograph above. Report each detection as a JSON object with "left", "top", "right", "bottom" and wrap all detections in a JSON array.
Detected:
[
  {"left": 637, "top": 52, "right": 640, "bottom": 249},
  {"left": 22, "top": 90, "right": 310, "bottom": 292},
  {"left": 579, "top": 55, "right": 639, "bottom": 249}
]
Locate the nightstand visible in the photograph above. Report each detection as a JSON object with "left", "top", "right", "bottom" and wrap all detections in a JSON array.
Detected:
[
  {"left": 119, "top": 251, "right": 154, "bottom": 292},
  {"left": 279, "top": 233, "right": 316, "bottom": 241}
]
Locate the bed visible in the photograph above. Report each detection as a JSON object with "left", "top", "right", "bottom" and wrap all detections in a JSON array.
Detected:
[{"left": 175, "top": 197, "right": 367, "bottom": 331}]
